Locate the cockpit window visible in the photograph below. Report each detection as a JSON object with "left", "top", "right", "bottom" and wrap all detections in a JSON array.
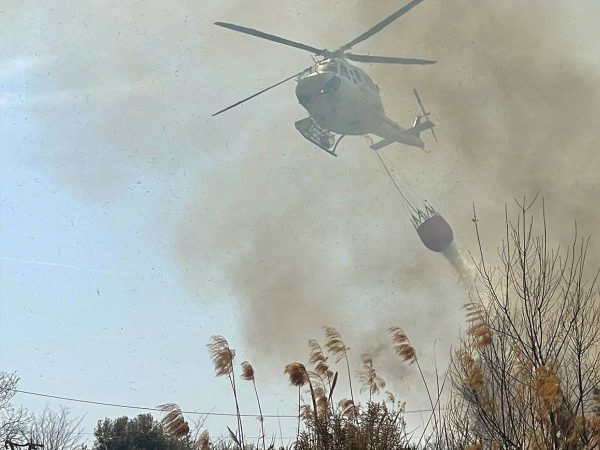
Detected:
[{"left": 318, "top": 61, "right": 338, "bottom": 74}]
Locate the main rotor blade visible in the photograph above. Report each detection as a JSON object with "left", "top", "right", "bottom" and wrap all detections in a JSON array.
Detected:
[
  {"left": 215, "top": 22, "right": 325, "bottom": 55},
  {"left": 345, "top": 53, "right": 435, "bottom": 65},
  {"left": 212, "top": 69, "right": 309, "bottom": 117},
  {"left": 337, "top": 0, "right": 425, "bottom": 52}
]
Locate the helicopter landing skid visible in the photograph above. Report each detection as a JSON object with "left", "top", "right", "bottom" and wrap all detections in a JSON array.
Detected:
[{"left": 294, "top": 117, "right": 339, "bottom": 157}]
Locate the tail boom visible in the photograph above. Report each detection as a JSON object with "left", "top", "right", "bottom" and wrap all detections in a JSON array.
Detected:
[{"left": 370, "top": 116, "right": 434, "bottom": 150}]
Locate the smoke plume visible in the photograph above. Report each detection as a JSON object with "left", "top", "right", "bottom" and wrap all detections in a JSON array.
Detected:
[
  {"left": 9, "top": 0, "right": 598, "bottom": 384},
  {"left": 175, "top": 1, "right": 600, "bottom": 380}
]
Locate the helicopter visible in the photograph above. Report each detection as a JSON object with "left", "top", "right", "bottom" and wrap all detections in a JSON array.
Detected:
[{"left": 213, "top": 0, "right": 437, "bottom": 157}]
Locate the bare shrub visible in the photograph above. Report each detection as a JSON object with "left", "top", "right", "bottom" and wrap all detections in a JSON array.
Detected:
[{"left": 442, "top": 201, "right": 600, "bottom": 449}]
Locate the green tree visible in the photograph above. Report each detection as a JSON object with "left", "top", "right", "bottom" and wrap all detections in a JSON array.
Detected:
[{"left": 92, "top": 414, "right": 195, "bottom": 450}]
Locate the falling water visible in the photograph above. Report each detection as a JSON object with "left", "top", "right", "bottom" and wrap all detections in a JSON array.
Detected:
[{"left": 442, "top": 242, "right": 476, "bottom": 300}]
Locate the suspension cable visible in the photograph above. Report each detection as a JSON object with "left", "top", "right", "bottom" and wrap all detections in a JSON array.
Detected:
[{"left": 374, "top": 150, "right": 418, "bottom": 216}]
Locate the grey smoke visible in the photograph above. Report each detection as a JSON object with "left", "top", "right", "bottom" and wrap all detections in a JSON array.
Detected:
[{"left": 8, "top": 0, "right": 598, "bottom": 389}]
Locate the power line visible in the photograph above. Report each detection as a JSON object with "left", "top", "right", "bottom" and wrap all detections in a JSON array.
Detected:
[
  {"left": 13, "top": 388, "right": 439, "bottom": 417},
  {"left": 13, "top": 389, "right": 296, "bottom": 418},
  {"left": 77, "top": 431, "right": 298, "bottom": 439}
]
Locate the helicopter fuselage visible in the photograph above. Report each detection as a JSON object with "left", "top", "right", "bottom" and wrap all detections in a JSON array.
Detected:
[
  {"left": 295, "top": 59, "right": 385, "bottom": 135},
  {"left": 294, "top": 58, "right": 426, "bottom": 149}
]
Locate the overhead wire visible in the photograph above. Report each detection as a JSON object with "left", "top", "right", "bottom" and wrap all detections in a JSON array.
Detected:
[
  {"left": 12, "top": 388, "right": 441, "bottom": 416},
  {"left": 12, "top": 389, "right": 295, "bottom": 418}
]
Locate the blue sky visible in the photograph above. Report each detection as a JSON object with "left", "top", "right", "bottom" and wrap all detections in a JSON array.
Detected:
[{"left": 2, "top": 0, "right": 600, "bottom": 445}]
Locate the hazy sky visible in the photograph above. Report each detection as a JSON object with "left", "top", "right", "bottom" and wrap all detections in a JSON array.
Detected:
[{"left": 1, "top": 0, "right": 599, "bottom": 444}]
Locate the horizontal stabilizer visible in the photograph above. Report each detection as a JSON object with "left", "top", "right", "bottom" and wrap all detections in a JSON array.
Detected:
[{"left": 370, "top": 138, "right": 395, "bottom": 150}]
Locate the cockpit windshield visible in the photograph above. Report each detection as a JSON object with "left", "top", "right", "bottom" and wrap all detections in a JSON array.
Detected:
[{"left": 314, "top": 60, "right": 380, "bottom": 93}]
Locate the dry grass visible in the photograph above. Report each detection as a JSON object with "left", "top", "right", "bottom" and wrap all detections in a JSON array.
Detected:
[
  {"left": 240, "top": 360, "right": 266, "bottom": 450},
  {"left": 322, "top": 327, "right": 357, "bottom": 428},
  {"left": 388, "top": 327, "right": 416, "bottom": 364},
  {"left": 308, "top": 339, "right": 333, "bottom": 382},
  {"left": 357, "top": 354, "right": 386, "bottom": 402},
  {"left": 240, "top": 361, "right": 255, "bottom": 382},
  {"left": 157, "top": 403, "right": 190, "bottom": 438},
  {"left": 285, "top": 363, "right": 310, "bottom": 388},
  {"left": 208, "top": 336, "right": 235, "bottom": 377},
  {"left": 464, "top": 303, "right": 492, "bottom": 349},
  {"left": 323, "top": 327, "right": 348, "bottom": 364},
  {"left": 198, "top": 430, "right": 210, "bottom": 450},
  {"left": 338, "top": 399, "right": 356, "bottom": 419},
  {"left": 207, "top": 335, "right": 244, "bottom": 446}
]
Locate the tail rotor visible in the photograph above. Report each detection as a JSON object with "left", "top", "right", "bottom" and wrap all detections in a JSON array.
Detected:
[{"left": 413, "top": 88, "right": 437, "bottom": 142}]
